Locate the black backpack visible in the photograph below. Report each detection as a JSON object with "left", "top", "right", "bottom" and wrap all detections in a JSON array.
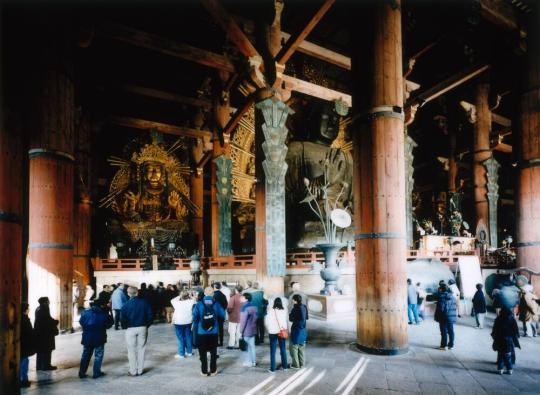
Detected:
[{"left": 202, "top": 303, "right": 215, "bottom": 331}]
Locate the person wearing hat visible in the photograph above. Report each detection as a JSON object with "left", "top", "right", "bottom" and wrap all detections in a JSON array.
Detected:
[
  {"left": 34, "top": 296, "right": 59, "bottom": 370},
  {"left": 78, "top": 297, "right": 114, "bottom": 379}
]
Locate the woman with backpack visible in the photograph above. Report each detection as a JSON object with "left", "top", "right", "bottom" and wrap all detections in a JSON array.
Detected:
[
  {"left": 264, "top": 297, "right": 289, "bottom": 373},
  {"left": 289, "top": 294, "right": 308, "bottom": 369},
  {"left": 192, "top": 287, "right": 225, "bottom": 376}
]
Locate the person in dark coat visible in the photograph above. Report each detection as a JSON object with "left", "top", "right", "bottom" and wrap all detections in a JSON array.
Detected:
[
  {"left": 472, "top": 283, "right": 487, "bottom": 329},
  {"left": 213, "top": 282, "right": 228, "bottom": 346},
  {"left": 491, "top": 307, "right": 520, "bottom": 374},
  {"left": 289, "top": 294, "right": 308, "bottom": 368},
  {"left": 434, "top": 284, "right": 457, "bottom": 350},
  {"left": 34, "top": 296, "right": 59, "bottom": 370},
  {"left": 20, "top": 303, "right": 35, "bottom": 388},
  {"left": 78, "top": 298, "right": 114, "bottom": 379}
]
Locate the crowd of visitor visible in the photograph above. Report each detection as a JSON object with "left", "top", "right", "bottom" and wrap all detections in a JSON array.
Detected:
[{"left": 19, "top": 277, "right": 540, "bottom": 388}]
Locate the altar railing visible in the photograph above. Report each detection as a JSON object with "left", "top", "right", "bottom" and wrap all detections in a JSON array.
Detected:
[{"left": 93, "top": 250, "right": 355, "bottom": 271}]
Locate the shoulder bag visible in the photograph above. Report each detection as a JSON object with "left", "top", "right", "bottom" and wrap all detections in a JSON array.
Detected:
[{"left": 275, "top": 309, "right": 288, "bottom": 339}]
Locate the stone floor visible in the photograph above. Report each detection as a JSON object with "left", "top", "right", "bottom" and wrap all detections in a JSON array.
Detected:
[{"left": 22, "top": 313, "right": 540, "bottom": 395}]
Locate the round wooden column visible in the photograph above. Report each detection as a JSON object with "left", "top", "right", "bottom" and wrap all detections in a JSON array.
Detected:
[
  {"left": 73, "top": 196, "right": 92, "bottom": 299},
  {"left": 28, "top": 52, "right": 75, "bottom": 330},
  {"left": 191, "top": 169, "right": 204, "bottom": 254},
  {"left": 351, "top": 0, "right": 408, "bottom": 355},
  {"left": 517, "top": 6, "right": 540, "bottom": 289},
  {"left": 473, "top": 82, "right": 491, "bottom": 240},
  {"left": 0, "top": 109, "right": 23, "bottom": 393},
  {"left": 28, "top": 150, "right": 74, "bottom": 330}
]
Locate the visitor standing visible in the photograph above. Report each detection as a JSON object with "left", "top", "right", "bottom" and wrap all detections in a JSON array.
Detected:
[
  {"left": 20, "top": 303, "right": 35, "bottom": 388},
  {"left": 264, "top": 297, "right": 289, "bottom": 373},
  {"left": 171, "top": 290, "right": 195, "bottom": 358},
  {"left": 416, "top": 282, "right": 427, "bottom": 320},
  {"left": 221, "top": 281, "right": 231, "bottom": 302},
  {"left": 34, "top": 296, "right": 59, "bottom": 370},
  {"left": 472, "top": 283, "right": 487, "bottom": 329},
  {"left": 78, "top": 298, "right": 114, "bottom": 379},
  {"left": 248, "top": 282, "right": 267, "bottom": 344},
  {"left": 240, "top": 292, "right": 258, "bottom": 367},
  {"left": 448, "top": 279, "right": 462, "bottom": 318},
  {"left": 227, "top": 285, "right": 245, "bottom": 349},
  {"left": 407, "top": 279, "right": 420, "bottom": 324},
  {"left": 518, "top": 285, "right": 538, "bottom": 337},
  {"left": 163, "top": 284, "right": 176, "bottom": 324},
  {"left": 121, "top": 286, "right": 153, "bottom": 376},
  {"left": 491, "top": 307, "right": 520, "bottom": 375},
  {"left": 84, "top": 284, "right": 95, "bottom": 309},
  {"left": 289, "top": 294, "right": 308, "bottom": 369},
  {"left": 287, "top": 282, "right": 307, "bottom": 313},
  {"left": 98, "top": 285, "right": 111, "bottom": 303},
  {"left": 435, "top": 284, "right": 457, "bottom": 350},
  {"left": 111, "top": 283, "right": 128, "bottom": 330},
  {"left": 192, "top": 287, "right": 225, "bottom": 376},
  {"left": 213, "top": 283, "right": 228, "bottom": 346}
]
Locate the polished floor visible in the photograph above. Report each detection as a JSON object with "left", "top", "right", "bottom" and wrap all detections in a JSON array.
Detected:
[{"left": 22, "top": 313, "right": 540, "bottom": 395}]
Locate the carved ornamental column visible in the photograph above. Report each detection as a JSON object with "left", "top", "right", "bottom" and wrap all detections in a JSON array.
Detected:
[
  {"left": 27, "top": 32, "right": 75, "bottom": 330},
  {"left": 405, "top": 135, "right": 417, "bottom": 249},
  {"left": 517, "top": 5, "right": 540, "bottom": 286},
  {"left": 484, "top": 157, "right": 500, "bottom": 248},
  {"left": 255, "top": 98, "right": 293, "bottom": 279},
  {"left": 351, "top": 0, "right": 408, "bottom": 355},
  {"left": 213, "top": 155, "right": 233, "bottom": 256}
]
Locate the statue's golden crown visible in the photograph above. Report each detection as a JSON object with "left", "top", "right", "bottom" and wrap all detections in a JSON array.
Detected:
[{"left": 131, "top": 141, "right": 177, "bottom": 169}]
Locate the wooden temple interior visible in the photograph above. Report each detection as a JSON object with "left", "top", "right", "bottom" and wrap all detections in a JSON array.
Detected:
[{"left": 1, "top": 0, "right": 539, "bottom": 392}]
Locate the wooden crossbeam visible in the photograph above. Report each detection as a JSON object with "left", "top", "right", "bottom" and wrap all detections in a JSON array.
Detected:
[
  {"left": 199, "top": 0, "right": 259, "bottom": 58},
  {"left": 277, "top": 0, "right": 336, "bottom": 65},
  {"left": 98, "top": 23, "right": 235, "bottom": 73},
  {"left": 479, "top": 0, "right": 524, "bottom": 35},
  {"left": 223, "top": 94, "right": 255, "bottom": 137},
  {"left": 408, "top": 64, "right": 491, "bottom": 107},
  {"left": 281, "top": 75, "right": 351, "bottom": 106},
  {"left": 280, "top": 32, "right": 351, "bottom": 69},
  {"left": 111, "top": 116, "right": 212, "bottom": 139},
  {"left": 122, "top": 85, "right": 213, "bottom": 110}
]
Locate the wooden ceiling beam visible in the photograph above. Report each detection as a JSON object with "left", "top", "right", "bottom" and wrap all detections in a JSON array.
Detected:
[
  {"left": 280, "top": 32, "right": 351, "bottom": 69},
  {"left": 281, "top": 75, "right": 351, "bottom": 106},
  {"left": 276, "top": 0, "right": 336, "bottom": 65},
  {"left": 479, "top": 0, "right": 525, "bottom": 36},
  {"left": 408, "top": 64, "right": 491, "bottom": 107},
  {"left": 122, "top": 85, "right": 213, "bottom": 110},
  {"left": 199, "top": 0, "right": 259, "bottom": 58},
  {"left": 98, "top": 23, "right": 235, "bottom": 73},
  {"left": 223, "top": 94, "right": 255, "bottom": 138},
  {"left": 460, "top": 100, "right": 512, "bottom": 128},
  {"left": 111, "top": 115, "right": 212, "bottom": 139}
]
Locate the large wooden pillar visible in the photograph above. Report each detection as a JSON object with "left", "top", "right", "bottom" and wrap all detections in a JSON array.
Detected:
[
  {"left": 191, "top": 137, "right": 205, "bottom": 255},
  {"left": 73, "top": 116, "right": 92, "bottom": 299},
  {"left": 351, "top": 0, "right": 408, "bottom": 354},
  {"left": 473, "top": 82, "right": 491, "bottom": 242},
  {"left": 27, "top": 34, "right": 75, "bottom": 331},
  {"left": 517, "top": 5, "right": 540, "bottom": 288},
  {"left": 0, "top": 108, "right": 23, "bottom": 393}
]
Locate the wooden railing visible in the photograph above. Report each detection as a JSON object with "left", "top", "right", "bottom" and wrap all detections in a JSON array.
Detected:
[{"left": 93, "top": 250, "right": 356, "bottom": 271}]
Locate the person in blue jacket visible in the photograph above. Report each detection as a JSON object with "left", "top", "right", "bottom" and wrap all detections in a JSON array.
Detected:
[
  {"left": 435, "top": 284, "right": 458, "bottom": 350},
  {"left": 78, "top": 298, "right": 114, "bottom": 379},
  {"left": 192, "top": 287, "right": 225, "bottom": 376},
  {"left": 289, "top": 294, "right": 308, "bottom": 368},
  {"left": 111, "top": 283, "right": 128, "bottom": 330}
]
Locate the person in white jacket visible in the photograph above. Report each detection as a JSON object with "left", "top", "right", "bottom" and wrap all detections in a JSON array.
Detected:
[
  {"left": 171, "top": 290, "right": 195, "bottom": 358},
  {"left": 264, "top": 297, "right": 289, "bottom": 373}
]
